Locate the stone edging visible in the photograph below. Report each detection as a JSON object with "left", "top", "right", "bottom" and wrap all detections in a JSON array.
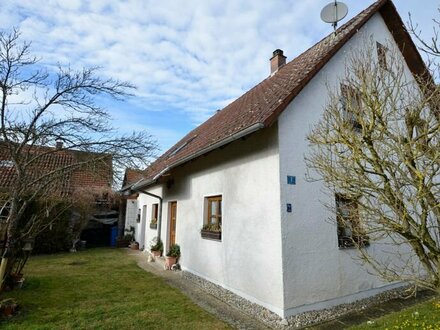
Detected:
[{"left": 182, "top": 271, "right": 411, "bottom": 328}]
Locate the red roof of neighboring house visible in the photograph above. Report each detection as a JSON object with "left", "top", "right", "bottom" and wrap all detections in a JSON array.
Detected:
[
  {"left": 0, "top": 144, "right": 112, "bottom": 197},
  {"left": 129, "top": 0, "right": 428, "bottom": 190},
  {"left": 122, "top": 168, "right": 144, "bottom": 187}
]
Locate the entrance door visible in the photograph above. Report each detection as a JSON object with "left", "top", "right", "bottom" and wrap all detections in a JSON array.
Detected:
[{"left": 169, "top": 202, "right": 177, "bottom": 246}]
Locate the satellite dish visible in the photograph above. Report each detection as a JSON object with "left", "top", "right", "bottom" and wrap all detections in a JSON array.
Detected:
[{"left": 320, "top": 1, "right": 348, "bottom": 31}]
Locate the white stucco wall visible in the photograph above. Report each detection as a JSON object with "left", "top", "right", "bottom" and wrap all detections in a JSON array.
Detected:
[
  {"left": 137, "top": 185, "right": 163, "bottom": 250},
  {"left": 138, "top": 127, "right": 285, "bottom": 315},
  {"left": 124, "top": 199, "right": 138, "bottom": 235},
  {"left": 131, "top": 12, "right": 421, "bottom": 319},
  {"left": 277, "top": 13, "right": 419, "bottom": 317}
]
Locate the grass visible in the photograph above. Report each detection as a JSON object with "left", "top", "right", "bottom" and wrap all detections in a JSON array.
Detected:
[
  {"left": 0, "top": 248, "right": 229, "bottom": 330},
  {"left": 350, "top": 297, "right": 440, "bottom": 330}
]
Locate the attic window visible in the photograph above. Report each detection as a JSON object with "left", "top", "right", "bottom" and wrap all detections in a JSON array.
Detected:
[
  {"left": 169, "top": 135, "right": 197, "bottom": 157},
  {"left": 376, "top": 42, "right": 388, "bottom": 70}
]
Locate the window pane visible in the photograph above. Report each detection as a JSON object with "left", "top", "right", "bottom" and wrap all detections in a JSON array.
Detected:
[{"left": 211, "top": 201, "right": 218, "bottom": 216}]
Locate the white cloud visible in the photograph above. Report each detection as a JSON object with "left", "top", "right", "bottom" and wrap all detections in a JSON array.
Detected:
[{"left": 0, "top": 0, "right": 437, "bottom": 149}]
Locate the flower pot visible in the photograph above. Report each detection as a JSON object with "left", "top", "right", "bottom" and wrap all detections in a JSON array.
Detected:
[
  {"left": 201, "top": 229, "right": 221, "bottom": 241},
  {"left": 151, "top": 250, "right": 161, "bottom": 257},
  {"left": 2, "top": 305, "right": 14, "bottom": 316},
  {"left": 131, "top": 242, "right": 139, "bottom": 250},
  {"left": 0, "top": 299, "right": 17, "bottom": 317},
  {"left": 116, "top": 239, "right": 130, "bottom": 248},
  {"left": 165, "top": 256, "right": 177, "bottom": 270}
]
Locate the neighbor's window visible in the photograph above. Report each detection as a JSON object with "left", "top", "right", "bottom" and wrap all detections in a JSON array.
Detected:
[
  {"left": 205, "top": 195, "right": 222, "bottom": 230},
  {"left": 377, "top": 42, "right": 388, "bottom": 70},
  {"left": 340, "top": 84, "right": 362, "bottom": 132},
  {"left": 335, "top": 194, "right": 369, "bottom": 248},
  {"left": 151, "top": 203, "right": 158, "bottom": 224}
]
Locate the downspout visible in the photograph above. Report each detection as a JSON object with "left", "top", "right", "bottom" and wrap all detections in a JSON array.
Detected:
[{"left": 136, "top": 189, "right": 163, "bottom": 245}]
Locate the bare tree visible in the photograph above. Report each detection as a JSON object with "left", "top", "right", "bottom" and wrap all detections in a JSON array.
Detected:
[
  {"left": 306, "top": 38, "right": 440, "bottom": 293},
  {"left": 408, "top": 10, "right": 440, "bottom": 60},
  {"left": 0, "top": 29, "right": 157, "bottom": 288}
]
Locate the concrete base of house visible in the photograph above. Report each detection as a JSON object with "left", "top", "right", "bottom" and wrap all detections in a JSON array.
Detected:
[
  {"left": 182, "top": 268, "right": 409, "bottom": 328},
  {"left": 283, "top": 282, "right": 404, "bottom": 319},
  {"left": 182, "top": 269, "right": 284, "bottom": 327}
]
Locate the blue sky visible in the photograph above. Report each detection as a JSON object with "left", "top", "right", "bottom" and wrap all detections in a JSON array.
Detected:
[{"left": 1, "top": 0, "right": 437, "bottom": 153}]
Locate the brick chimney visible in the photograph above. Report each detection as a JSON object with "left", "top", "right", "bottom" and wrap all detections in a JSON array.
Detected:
[{"left": 270, "top": 49, "right": 286, "bottom": 75}]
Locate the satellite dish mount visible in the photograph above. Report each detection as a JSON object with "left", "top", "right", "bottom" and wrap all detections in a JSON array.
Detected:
[{"left": 320, "top": 0, "right": 348, "bottom": 33}]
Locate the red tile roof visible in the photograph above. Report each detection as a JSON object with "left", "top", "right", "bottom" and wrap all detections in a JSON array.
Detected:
[
  {"left": 123, "top": 168, "right": 144, "bottom": 187},
  {"left": 130, "top": 0, "right": 428, "bottom": 190},
  {"left": 0, "top": 144, "right": 112, "bottom": 197}
]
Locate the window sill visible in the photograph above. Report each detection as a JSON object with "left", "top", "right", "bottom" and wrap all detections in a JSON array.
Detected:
[
  {"left": 201, "top": 230, "right": 221, "bottom": 241},
  {"left": 149, "top": 223, "right": 157, "bottom": 230}
]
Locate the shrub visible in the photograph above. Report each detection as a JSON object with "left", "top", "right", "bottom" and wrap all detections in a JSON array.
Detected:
[{"left": 150, "top": 237, "right": 163, "bottom": 252}]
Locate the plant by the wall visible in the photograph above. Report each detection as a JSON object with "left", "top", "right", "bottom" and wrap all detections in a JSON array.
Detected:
[
  {"left": 166, "top": 244, "right": 180, "bottom": 258},
  {"left": 150, "top": 237, "right": 163, "bottom": 252},
  {"left": 201, "top": 223, "right": 221, "bottom": 232}
]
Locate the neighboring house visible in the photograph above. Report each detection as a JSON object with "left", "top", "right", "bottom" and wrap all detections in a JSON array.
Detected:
[
  {"left": 0, "top": 141, "right": 112, "bottom": 196},
  {"left": 119, "top": 168, "right": 143, "bottom": 239},
  {"left": 122, "top": 0, "right": 428, "bottom": 318},
  {"left": 0, "top": 141, "right": 115, "bottom": 248}
]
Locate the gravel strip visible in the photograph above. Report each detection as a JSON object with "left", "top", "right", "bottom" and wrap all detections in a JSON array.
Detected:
[
  {"left": 285, "top": 286, "right": 408, "bottom": 328},
  {"left": 183, "top": 271, "right": 410, "bottom": 328}
]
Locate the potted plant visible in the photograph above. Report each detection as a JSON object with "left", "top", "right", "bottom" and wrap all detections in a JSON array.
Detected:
[
  {"left": 165, "top": 244, "right": 180, "bottom": 269},
  {"left": 116, "top": 233, "right": 132, "bottom": 248},
  {"left": 201, "top": 223, "right": 222, "bottom": 240},
  {"left": 116, "top": 227, "right": 134, "bottom": 248},
  {"left": 150, "top": 237, "right": 163, "bottom": 257},
  {"left": 0, "top": 298, "right": 17, "bottom": 317},
  {"left": 149, "top": 218, "right": 157, "bottom": 229}
]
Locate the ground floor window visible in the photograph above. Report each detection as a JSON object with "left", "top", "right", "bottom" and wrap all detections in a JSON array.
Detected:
[
  {"left": 336, "top": 194, "right": 369, "bottom": 248},
  {"left": 201, "top": 195, "right": 222, "bottom": 240},
  {"left": 150, "top": 203, "right": 158, "bottom": 229}
]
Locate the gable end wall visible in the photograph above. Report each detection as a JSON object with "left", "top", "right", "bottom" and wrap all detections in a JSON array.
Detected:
[{"left": 277, "top": 12, "right": 418, "bottom": 317}]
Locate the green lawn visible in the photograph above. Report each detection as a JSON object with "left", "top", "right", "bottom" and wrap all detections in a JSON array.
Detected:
[
  {"left": 0, "top": 248, "right": 228, "bottom": 330},
  {"left": 350, "top": 297, "right": 440, "bottom": 330}
]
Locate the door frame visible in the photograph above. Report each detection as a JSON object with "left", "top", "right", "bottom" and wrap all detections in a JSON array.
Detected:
[
  {"left": 140, "top": 205, "right": 147, "bottom": 249},
  {"left": 168, "top": 201, "right": 177, "bottom": 248}
]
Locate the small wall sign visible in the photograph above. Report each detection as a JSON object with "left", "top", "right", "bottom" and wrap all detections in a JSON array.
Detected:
[
  {"left": 287, "top": 203, "right": 292, "bottom": 213},
  {"left": 287, "top": 176, "right": 296, "bottom": 185}
]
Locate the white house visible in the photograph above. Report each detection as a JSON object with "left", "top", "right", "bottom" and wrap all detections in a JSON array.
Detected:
[{"left": 121, "top": 0, "right": 429, "bottom": 318}]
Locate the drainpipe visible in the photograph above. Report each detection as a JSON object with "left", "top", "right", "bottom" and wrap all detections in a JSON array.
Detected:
[{"left": 136, "top": 190, "right": 163, "bottom": 244}]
